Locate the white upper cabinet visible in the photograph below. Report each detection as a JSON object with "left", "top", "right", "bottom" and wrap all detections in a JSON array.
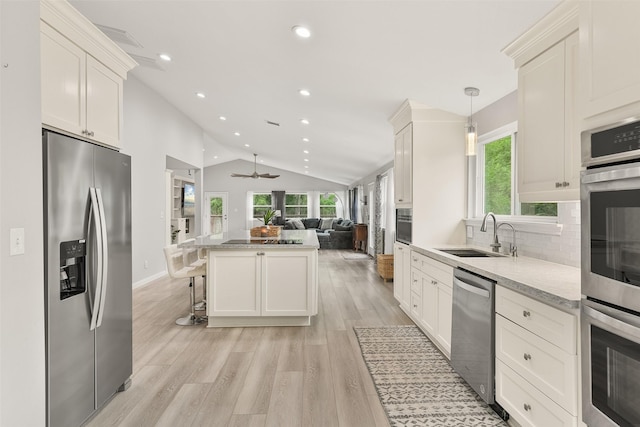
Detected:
[
  {"left": 394, "top": 123, "right": 413, "bottom": 207},
  {"left": 503, "top": 2, "right": 579, "bottom": 202},
  {"left": 40, "top": 0, "right": 136, "bottom": 149},
  {"left": 580, "top": 0, "right": 640, "bottom": 120}
]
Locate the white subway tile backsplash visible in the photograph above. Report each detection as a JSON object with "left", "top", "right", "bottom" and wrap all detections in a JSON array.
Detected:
[{"left": 466, "top": 201, "right": 581, "bottom": 268}]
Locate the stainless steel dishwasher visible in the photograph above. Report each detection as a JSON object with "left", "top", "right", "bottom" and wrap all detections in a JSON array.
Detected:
[{"left": 451, "top": 267, "right": 496, "bottom": 405}]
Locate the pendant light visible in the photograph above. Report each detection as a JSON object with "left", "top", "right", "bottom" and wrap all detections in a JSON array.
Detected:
[{"left": 464, "top": 87, "right": 479, "bottom": 156}]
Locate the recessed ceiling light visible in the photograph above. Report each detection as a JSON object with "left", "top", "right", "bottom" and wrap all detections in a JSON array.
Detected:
[
  {"left": 202, "top": 148, "right": 205, "bottom": 152},
  {"left": 303, "top": 150, "right": 309, "bottom": 154},
  {"left": 304, "top": 158, "right": 309, "bottom": 162},
  {"left": 260, "top": 159, "right": 264, "bottom": 163},
  {"left": 304, "top": 165, "right": 309, "bottom": 169},
  {"left": 219, "top": 116, "right": 227, "bottom": 121},
  {"left": 159, "top": 53, "right": 172, "bottom": 61},
  {"left": 244, "top": 144, "right": 250, "bottom": 147},
  {"left": 196, "top": 92, "right": 205, "bottom": 98},
  {"left": 292, "top": 25, "right": 311, "bottom": 38},
  {"left": 299, "top": 89, "right": 311, "bottom": 97},
  {"left": 302, "top": 137, "right": 310, "bottom": 142},
  {"left": 305, "top": 171, "right": 309, "bottom": 174},
  {"left": 300, "top": 119, "right": 310, "bottom": 125},
  {"left": 234, "top": 132, "right": 240, "bottom": 136},
  {"left": 214, "top": 155, "right": 218, "bottom": 159}
]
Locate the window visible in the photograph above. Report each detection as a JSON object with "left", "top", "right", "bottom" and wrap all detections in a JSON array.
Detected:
[
  {"left": 476, "top": 124, "right": 557, "bottom": 217},
  {"left": 319, "top": 193, "right": 338, "bottom": 218},
  {"left": 253, "top": 193, "right": 272, "bottom": 219},
  {"left": 285, "top": 193, "right": 307, "bottom": 218}
]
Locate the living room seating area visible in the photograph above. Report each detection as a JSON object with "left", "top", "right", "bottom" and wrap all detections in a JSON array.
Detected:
[{"left": 283, "top": 217, "right": 355, "bottom": 249}]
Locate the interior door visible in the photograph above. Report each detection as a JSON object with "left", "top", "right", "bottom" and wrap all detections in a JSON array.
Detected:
[{"left": 203, "top": 192, "right": 228, "bottom": 236}]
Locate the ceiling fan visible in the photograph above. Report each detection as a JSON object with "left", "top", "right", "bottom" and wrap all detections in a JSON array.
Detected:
[{"left": 231, "top": 153, "right": 280, "bottom": 179}]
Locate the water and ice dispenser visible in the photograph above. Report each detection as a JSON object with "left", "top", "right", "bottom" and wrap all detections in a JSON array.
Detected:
[{"left": 60, "top": 240, "right": 86, "bottom": 300}]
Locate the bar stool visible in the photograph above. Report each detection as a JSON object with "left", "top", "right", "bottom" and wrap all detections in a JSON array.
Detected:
[
  {"left": 182, "top": 240, "right": 207, "bottom": 311},
  {"left": 163, "top": 244, "right": 206, "bottom": 326}
]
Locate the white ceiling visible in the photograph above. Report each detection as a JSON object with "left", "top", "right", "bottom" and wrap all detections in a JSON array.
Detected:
[{"left": 71, "top": 0, "right": 560, "bottom": 185}]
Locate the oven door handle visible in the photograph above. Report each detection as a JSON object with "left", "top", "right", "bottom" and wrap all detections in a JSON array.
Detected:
[{"left": 583, "top": 301, "right": 640, "bottom": 340}]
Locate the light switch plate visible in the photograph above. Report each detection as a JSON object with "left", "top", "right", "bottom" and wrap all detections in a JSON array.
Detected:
[
  {"left": 10, "top": 228, "right": 25, "bottom": 256},
  {"left": 466, "top": 225, "right": 473, "bottom": 239}
]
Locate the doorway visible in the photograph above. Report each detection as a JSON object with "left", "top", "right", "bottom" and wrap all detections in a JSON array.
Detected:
[{"left": 203, "top": 192, "right": 228, "bottom": 236}]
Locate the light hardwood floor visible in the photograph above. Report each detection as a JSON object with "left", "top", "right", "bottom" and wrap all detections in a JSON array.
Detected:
[{"left": 86, "top": 250, "right": 413, "bottom": 427}]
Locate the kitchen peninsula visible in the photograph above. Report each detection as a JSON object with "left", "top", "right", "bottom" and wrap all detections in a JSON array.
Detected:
[{"left": 188, "top": 229, "right": 319, "bottom": 327}]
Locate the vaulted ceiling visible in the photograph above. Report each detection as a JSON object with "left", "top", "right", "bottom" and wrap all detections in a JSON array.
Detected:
[{"left": 72, "top": 0, "right": 560, "bottom": 185}]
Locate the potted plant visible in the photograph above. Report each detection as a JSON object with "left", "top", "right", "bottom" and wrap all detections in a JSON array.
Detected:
[{"left": 261, "top": 209, "right": 276, "bottom": 226}]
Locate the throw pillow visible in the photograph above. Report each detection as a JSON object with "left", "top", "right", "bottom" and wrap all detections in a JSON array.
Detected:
[
  {"left": 305, "top": 218, "right": 321, "bottom": 229},
  {"left": 335, "top": 224, "right": 352, "bottom": 232},
  {"left": 320, "top": 218, "right": 334, "bottom": 230},
  {"left": 292, "top": 218, "right": 305, "bottom": 230},
  {"left": 341, "top": 219, "right": 353, "bottom": 227}
]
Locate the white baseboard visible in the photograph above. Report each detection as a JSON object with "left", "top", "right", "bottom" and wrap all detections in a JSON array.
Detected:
[{"left": 133, "top": 271, "right": 167, "bottom": 289}]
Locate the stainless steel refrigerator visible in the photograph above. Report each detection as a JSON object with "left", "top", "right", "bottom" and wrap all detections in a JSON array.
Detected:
[{"left": 43, "top": 130, "right": 132, "bottom": 427}]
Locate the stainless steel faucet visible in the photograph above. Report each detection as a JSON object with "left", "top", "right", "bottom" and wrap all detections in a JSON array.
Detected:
[
  {"left": 480, "top": 212, "right": 501, "bottom": 253},
  {"left": 497, "top": 222, "right": 518, "bottom": 257}
]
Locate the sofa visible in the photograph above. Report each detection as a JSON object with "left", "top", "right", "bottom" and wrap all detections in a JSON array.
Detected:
[{"left": 283, "top": 217, "right": 355, "bottom": 249}]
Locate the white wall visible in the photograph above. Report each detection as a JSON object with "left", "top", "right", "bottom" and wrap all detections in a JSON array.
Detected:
[
  {"left": 120, "top": 76, "right": 204, "bottom": 286},
  {"left": 203, "top": 160, "right": 348, "bottom": 232},
  {"left": 0, "top": 2, "right": 46, "bottom": 425}
]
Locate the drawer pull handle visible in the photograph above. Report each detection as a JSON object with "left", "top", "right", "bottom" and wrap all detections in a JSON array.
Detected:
[
  {"left": 431, "top": 280, "right": 437, "bottom": 285},
  {"left": 524, "top": 403, "right": 531, "bottom": 411},
  {"left": 523, "top": 310, "right": 531, "bottom": 317},
  {"left": 523, "top": 353, "right": 532, "bottom": 361},
  {"left": 413, "top": 304, "right": 418, "bottom": 309}
]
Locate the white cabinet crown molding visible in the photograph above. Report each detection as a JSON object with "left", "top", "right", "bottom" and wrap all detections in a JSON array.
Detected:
[
  {"left": 40, "top": 0, "right": 137, "bottom": 78},
  {"left": 502, "top": 0, "right": 578, "bottom": 69},
  {"left": 388, "top": 99, "right": 465, "bottom": 134}
]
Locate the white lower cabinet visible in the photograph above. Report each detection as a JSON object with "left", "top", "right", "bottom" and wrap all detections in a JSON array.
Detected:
[
  {"left": 394, "top": 242, "right": 411, "bottom": 311},
  {"left": 495, "top": 286, "right": 578, "bottom": 427},
  {"left": 208, "top": 249, "right": 317, "bottom": 318},
  {"left": 407, "top": 251, "right": 453, "bottom": 358}
]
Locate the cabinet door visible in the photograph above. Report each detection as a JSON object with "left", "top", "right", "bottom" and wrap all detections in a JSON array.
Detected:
[
  {"left": 420, "top": 275, "right": 437, "bottom": 337},
  {"left": 393, "top": 243, "right": 405, "bottom": 304},
  {"left": 262, "top": 250, "right": 316, "bottom": 316},
  {"left": 208, "top": 252, "right": 261, "bottom": 316},
  {"left": 41, "top": 22, "right": 86, "bottom": 136},
  {"left": 518, "top": 40, "right": 566, "bottom": 200},
  {"left": 562, "top": 32, "right": 580, "bottom": 196},
  {"left": 580, "top": 0, "right": 640, "bottom": 119},
  {"left": 86, "top": 56, "right": 123, "bottom": 148},
  {"left": 436, "top": 283, "right": 452, "bottom": 356},
  {"left": 394, "top": 124, "right": 412, "bottom": 206}
]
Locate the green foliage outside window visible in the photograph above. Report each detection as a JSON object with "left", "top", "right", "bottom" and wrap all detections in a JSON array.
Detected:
[
  {"left": 521, "top": 202, "right": 557, "bottom": 216},
  {"left": 484, "top": 136, "right": 512, "bottom": 215},
  {"left": 210, "top": 197, "right": 222, "bottom": 215},
  {"left": 285, "top": 193, "right": 307, "bottom": 218},
  {"left": 319, "top": 193, "right": 337, "bottom": 218},
  {"left": 253, "top": 193, "right": 272, "bottom": 218}
]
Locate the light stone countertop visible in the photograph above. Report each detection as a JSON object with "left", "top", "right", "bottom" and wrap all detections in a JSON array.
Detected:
[
  {"left": 410, "top": 244, "right": 581, "bottom": 310},
  {"left": 182, "top": 229, "right": 320, "bottom": 250}
]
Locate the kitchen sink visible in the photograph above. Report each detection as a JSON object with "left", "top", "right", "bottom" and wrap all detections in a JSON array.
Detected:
[{"left": 436, "top": 248, "right": 505, "bottom": 258}]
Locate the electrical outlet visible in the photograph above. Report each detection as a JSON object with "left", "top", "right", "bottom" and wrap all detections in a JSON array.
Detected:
[
  {"left": 466, "top": 225, "right": 473, "bottom": 239},
  {"left": 10, "top": 228, "right": 25, "bottom": 256}
]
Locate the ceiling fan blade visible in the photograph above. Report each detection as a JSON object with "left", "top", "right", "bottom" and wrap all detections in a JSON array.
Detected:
[
  {"left": 231, "top": 154, "right": 279, "bottom": 178},
  {"left": 230, "top": 173, "right": 253, "bottom": 178},
  {"left": 258, "top": 174, "right": 280, "bottom": 179}
]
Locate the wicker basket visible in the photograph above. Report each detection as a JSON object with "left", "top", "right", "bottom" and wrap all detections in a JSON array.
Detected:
[
  {"left": 250, "top": 225, "right": 282, "bottom": 237},
  {"left": 377, "top": 254, "right": 394, "bottom": 282}
]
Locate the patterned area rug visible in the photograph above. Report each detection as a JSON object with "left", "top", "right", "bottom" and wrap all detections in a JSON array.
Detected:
[{"left": 354, "top": 325, "right": 507, "bottom": 427}]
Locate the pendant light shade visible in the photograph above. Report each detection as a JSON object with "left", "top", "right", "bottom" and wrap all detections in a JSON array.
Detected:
[{"left": 464, "top": 87, "right": 479, "bottom": 156}]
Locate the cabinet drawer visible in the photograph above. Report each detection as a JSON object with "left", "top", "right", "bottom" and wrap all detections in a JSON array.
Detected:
[
  {"left": 496, "top": 360, "right": 577, "bottom": 427},
  {"left": 410, "top": 269, "right": 422, "bottom": 295},
  {"left": 495, "top": 286, "right": 576, "bottom": 354},
  {"left": 410, "top": 291, "right": 422, "bottom": 318},
  {"left": 421, "top": 257, "right": 453, "bottom": 287},
  {"left": 410, "top": 251, "right": 428, "bottom": 270},
  {"left": 496, "top": 315, "right": 577, "bottom": 415}
]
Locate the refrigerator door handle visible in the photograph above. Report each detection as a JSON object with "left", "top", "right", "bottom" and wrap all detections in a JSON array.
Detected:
[
  {"left": 89, "top": 187, "right": 104, "bottom": 331},
  {"left": 96, "top": 188, "right": 109, "bottom": 328}
]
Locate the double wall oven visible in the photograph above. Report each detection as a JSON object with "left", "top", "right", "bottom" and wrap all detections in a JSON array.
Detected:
[{"left": 581, "top": 118, "right": 640, "bottom": 427}]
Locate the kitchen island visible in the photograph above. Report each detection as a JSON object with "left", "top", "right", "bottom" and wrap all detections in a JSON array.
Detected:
[{"left": 187, "top": 229, "right": 319, "bottom": 327}]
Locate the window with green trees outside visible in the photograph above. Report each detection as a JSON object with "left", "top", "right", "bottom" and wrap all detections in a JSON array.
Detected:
[
  {"left": 285, "top": 193, "right": 307, "bottom": 218},
  {"left": 253, "top": 193, "right": 272, "bottom": 219},
  {"left": 482, "top": 134, "right": 557, "bottom": 217},
  {"left": 319, "top": 193, "right": 338, "bottom": 218}
]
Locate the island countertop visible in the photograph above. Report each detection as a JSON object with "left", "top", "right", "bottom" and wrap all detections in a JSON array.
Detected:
[{"left": 184, "top": 229, "right": 320, "bottom": 250}]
